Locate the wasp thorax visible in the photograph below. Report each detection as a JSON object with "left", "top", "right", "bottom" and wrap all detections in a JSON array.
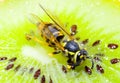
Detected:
[{"left": 64, "top": 40, "right": 80, "bottom": 52}]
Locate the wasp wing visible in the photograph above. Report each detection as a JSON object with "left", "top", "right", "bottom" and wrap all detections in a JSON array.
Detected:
[
  {"left": 29, "top": 14, "right": 65, "bottom": 51},
  {"left": 28, "top": 13, "right": 45, "bottom": 26},
  {"left": 39, "top": 4, "right": 74, "bottom": 40}
]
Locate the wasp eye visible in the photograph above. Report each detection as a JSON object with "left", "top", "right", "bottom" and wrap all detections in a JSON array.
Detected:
[{"left": 77, "top": 52, "right": 81, "bottom": 56}]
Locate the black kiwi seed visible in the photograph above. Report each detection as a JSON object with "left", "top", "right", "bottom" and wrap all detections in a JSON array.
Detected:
[
  {"left": 76, "top": 37, "right": 80, "bottom": 40},
  {"left": 5, "top": 64, "right": 14, "bottom": 70},
  {"left": 9, "top": 57, "right": 17, "bottom": 62},
  {"left": 62, "top": 65, "right": 67, "bottom": 73},
  {"left": 85, "top": 66, "right": 92, "bottom": 75},
  {"left": 34, "top": 69, "right": 41, "bottom": 79},
  {"left": 49, "top": 77, "right": 53, "bottom": 83},
  {"left": 82, "top": 39, "right": 89, "bottom": 45},
  {"left": 41, "top": 75, "right": 45, "bottom": 83},
  {"left": 94, "top": 57, "right": 102, "bottom": 62},
  {"left": 92, "top": 40, "right": 100, "bottom": 46},
  {"left": 96, "top": 64, "right": 104, "bottom": 74},
  {"left": 71, "top": 25, "right": 77, "bottom": 32},
  {"left": 110, "top": 58, "right": 120, "bottom": 64},
  {"left": 0, "top": 57, "right": 7, "bottom": 61},
  {"left": 108, "top": 43, "right": 118, "bottom": 49},
  {"left": 70, "top": 24, "right": 77, "bottom": 35},
  {"left": 14, "top": 64, "right": 21, "bottom": 71}
]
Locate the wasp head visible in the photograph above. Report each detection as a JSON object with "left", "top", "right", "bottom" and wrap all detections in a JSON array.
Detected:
[
  {"left": 76, "top": 49, "right": 88, "bottom": 61},
  {"left": 70, "top": 49, "right": 88, "bottom": 69},
  {"left": 74, "top": 49, "right": 94, "bottom": 69}
]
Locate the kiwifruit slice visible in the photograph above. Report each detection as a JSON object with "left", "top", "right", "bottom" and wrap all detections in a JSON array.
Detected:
[{"left": 0, "top": 0, "right": 120, "bottom": 83}]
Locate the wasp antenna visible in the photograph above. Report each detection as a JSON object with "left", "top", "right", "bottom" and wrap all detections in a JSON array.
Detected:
[
  {"left": 91, "top": 58, "right": 94, "bottom": 69},
  {"left": 87, "top": 56, "right": 94, "bottom": 69}
]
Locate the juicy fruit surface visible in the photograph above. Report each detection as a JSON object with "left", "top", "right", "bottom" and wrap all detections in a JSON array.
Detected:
[{"left": 0, "top": 0, "right": 120, "bottom": 83}]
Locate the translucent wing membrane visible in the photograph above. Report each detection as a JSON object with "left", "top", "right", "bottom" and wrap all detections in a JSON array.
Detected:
[
  {"left": 39, "top": 4, "right": 73, "bottom": 40},
  {"left": 28, "top": 13, "right": 44, "bottom": 26},
  {"left": 27, "top": 11, "right": 65, "bottom": 51}
]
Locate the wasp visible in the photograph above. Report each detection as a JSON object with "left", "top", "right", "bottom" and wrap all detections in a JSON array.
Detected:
[{"left": 26, "top": 4, "right": 94, "bottom": 70}]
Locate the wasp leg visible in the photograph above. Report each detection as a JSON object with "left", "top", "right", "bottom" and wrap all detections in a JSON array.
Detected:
[
  {"left": 67, "top": 58, "right": 73, "bottom": 69},
  {"left": 67, "top": 58, "right": 76, "bottom": 69},
  {"left": 71, "top": 60, "right": 83, "bottom": 69},
  {"left": 67, "top": 65, "right": 72, "bottom": 70},
  {"left": 52, "top": 51, "right": 61, "bottom": 54},
  {"left": 48, "top": 51, "right": 60, "bottom": 57},
  {"left": 70, "top": 25, "right": 77, "bottom": 36},
  {"left": 48, "top": 49, "right": 61, "bottom": 57},
  {"left": 48, "top": 53, "right": 54, "bottom": 57},
  {"left": 67, "top": 58, "right": 78, "bottom": 69},
  {"left": 25, "top": 34, "right": 47, "bottom": 45},
  {"left": 67, "top": 64, "right": 76, "bottom": 70},
  {"left": 86, "top": 56, "right": 94, "bottom": 69},
  {"left": 52, "top": 47, "right": 61, "bottom": 54}
]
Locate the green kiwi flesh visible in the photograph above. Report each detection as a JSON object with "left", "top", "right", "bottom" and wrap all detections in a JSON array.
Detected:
[{"left": 0, "top": 0, "right": 120, "bottom": 83}]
